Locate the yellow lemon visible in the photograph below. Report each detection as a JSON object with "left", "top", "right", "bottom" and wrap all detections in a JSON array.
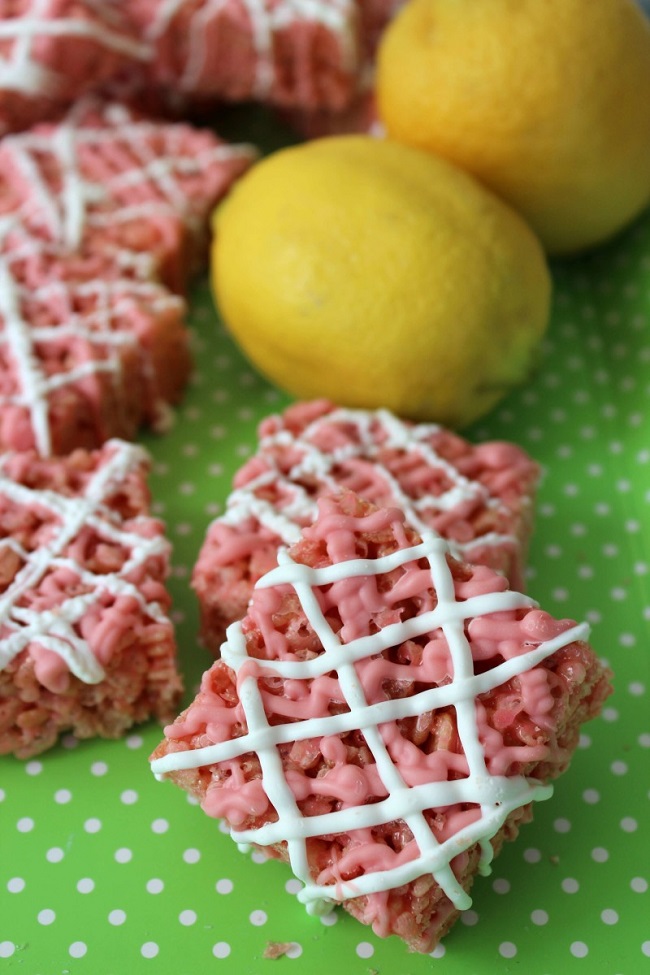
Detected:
[
  {"left": 212, "top": 135, "right": 551, "bottom": 429},
  {"left": 376, "top": 0, "right": 650, "bottom": 255}
]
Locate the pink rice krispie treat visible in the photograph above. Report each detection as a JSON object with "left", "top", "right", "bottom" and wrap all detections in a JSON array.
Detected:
[
  {"left": 0, "top": 98, "right": 254, "bottom": 455},
  {"left": 0, "top": 97, "right": 256, "bottom": 292},
  {"left": 0, "top": 228, "right": 192, "bottom": 456},
  {"left": 0, "top": 0, "right": 148, "bottom": 137},
  {"left": 193, "top": 400, "right": 540, "bottom": 653},
  {"left": 152, "top": 491, "right": 612, "bottom": 953},
  {"left": 128, "top": 0, "right": 364, "bottom": 112},
  {"left": 0, "top": 439, "right": 183, "bottom": 759}
]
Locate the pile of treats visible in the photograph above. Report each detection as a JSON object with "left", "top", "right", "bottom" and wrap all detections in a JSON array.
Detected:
[{"left": 0, "top": 0, "right": 613, "bottom": 956}]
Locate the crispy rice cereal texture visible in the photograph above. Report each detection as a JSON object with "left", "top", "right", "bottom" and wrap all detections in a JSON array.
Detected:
[
  {"left": 0, "top": 439, "right": 182, "bottom": 758},
  {"left": 0, "top": 98, "right": 254, "bottom": 456},
  {"left": 193, "top": 400, "right": 540, "bottom": 653},
  {"left": 153, "top": 491, "right": 612, "bottom": 952}
]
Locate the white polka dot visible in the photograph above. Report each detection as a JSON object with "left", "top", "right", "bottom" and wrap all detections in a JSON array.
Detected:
[
  {"left": 126, "top": 734, "right": 143, "bottom": 749},
  {"left": 25, "top": 761, "right": 42, "bottom": 775},
  {"left": 554, "top": 817, "right": 571, "bottom": 833},
  {"left": 109, "top": 909, "right": 126, "bottom": 926},
  {"left": 146, "top": 879, "right": 164, "bottom": 894},
  {"left": 601, "top": 909, "right": 618, "bottom": 925},
  {"left": 151, "top": 818, "right": 169, "bottom": 834},
  {"left": 251, "top": 850, "right": 268, "bottom": 864},
  {"left": 631, "top": 877, "right": 648, "bottom": 893},
  {"left": 17, "top": 817, "right": 34, "bottom": 832},
  {"left": 141, "top": 942, "right": 159, "bottom": 958},
  {"left": 285, "top": 943, "right": 303, "bottom": 959},
  {"left": 531, "top": 909, "right": 548, "bottom": 925},
  {"left": 54, "top": 789, "right": 72, "bottom": 804},
  {"left": 638, "top": 733, "right": 650, "bottom": 748},
  {"left": 115, "top": 848, "right": 132, "bottom": 863},
  {"left": 629, "top": 681, "right": 645, "bottom": 696},
  {"left": 216, "top": 879, "right": 233, "bottom": 895},
  {"left": 121, "top": 790, "right": 138, "bottom": 805},
  {"left": 583, "top": 789, "right": 600, "bottom": 804},
  {"left": 524, "top": 848, "right": 541, "bottom": 863},
  {"left": 249, "top": 910, "right": 267, "bottom": 926},
  {"left": 183, "top": 848, "right": 200, "bottom": 863},
  {"left": 46, "top": 847, "right": 64, "bottom": 863},
  {"left": 37, "top": 909, "right": 55, "bottom": 925},
  {"left": 499, "top": 942, "right": 517, "bottom": 958},
  {"left": 7, "top": 877, "right": 25, "bottom": 893},
  {"left": 77, "top": 879, "right": 94, "bottom": 894},
  {"left": 461, "top": 910, "right": 479, "bottom": 926},
  {"left": 284, "top": 879, "right": 301, "bottom": 895},
  {"left": 0, "top": 940, "right": 16, "bottom": 959},
  {"left": 611, "top": 760, "right": 628, "bottom": 775},
  {"left": 319, "top": 910, "right": 338, "bottom": 926},
  {"left": 570, "top": 941, "right": 589, "bottom": 958},
  {"left": 69, "top": 942, "right": 87, "bottom": 958},
  {"left": 430, "top": 944, "right": 446, "bottom": 958},
  {"left": 579, "top": 733, "right": 592, "bottom": 749},
  {"left": 492, "top": 878, "right": 510, "bottom": 894},
  {"left": 592, "top": 847, "right": 609, "bottom": 863},
  {"left": 356, "top": 942, "right": 374, "bottom": 959},
  {"left": 212, "top": 942, "right": 231, "bottom": 958},
  {"left": 642, "top": 942, "right": 650, "bottom": 958},
  {"left": 621, "top": 817, "right": 638, "bottom": 832},
  {"left": 91, "top": 761, "right": 108, "bottom": 776},
  {"left": 84, "top": 818, "right": 102, "bottom": 833},
  {"left": 562, "top": 878, "right": 579, "bottom": 893},
  {"left": 179, "top": 910, "right": 197, "bottom": 926}
]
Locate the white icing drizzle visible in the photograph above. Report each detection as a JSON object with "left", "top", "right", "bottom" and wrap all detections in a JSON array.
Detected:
[
  {"left": 0, "top": 439, "right": 169, "bottom": 685},
  {"left": 152, "top": 532, "right": 589, "bottom": 914},
  {"left": 218, "top": 405, "right": 521, "bottom": 563},
  {"left": 0, "top": 98, "right": 252, "bottom": 455}
]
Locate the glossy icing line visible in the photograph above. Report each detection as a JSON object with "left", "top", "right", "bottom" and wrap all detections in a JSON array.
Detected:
[
  {"left": 153, "top": 528, "right": 588, "bottom": 913},
  {"left": 0, "top": 439, "right": 169, "bottom": 686}
]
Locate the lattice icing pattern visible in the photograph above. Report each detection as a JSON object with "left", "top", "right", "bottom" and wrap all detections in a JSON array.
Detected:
[
  {"left": 193, "top": 400, "right": 540, "bottom": 650},
  {"left": 0, "top": 439, "right": 169, "bottom": 684},
  {"left": 0, "top": 98, "right": 254, "bottom": 455},
  {"left": 155, "top": 493, "right": 611, "bottom": 949}
]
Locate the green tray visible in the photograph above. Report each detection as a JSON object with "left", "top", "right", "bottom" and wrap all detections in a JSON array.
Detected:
[{"left": 1, "top": 110, "right": 649, "bottom": 975}]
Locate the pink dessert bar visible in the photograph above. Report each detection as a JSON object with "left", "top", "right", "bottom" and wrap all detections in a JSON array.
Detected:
[
  {"left": 0, "top": 0, "right": 148, "bottom": 137},
  {"left": 0, "top": 97, "right": 255, "bottom": 292},
  {"left": 129, "top": 0, "right": 363, "bottom": 112},
  {"left": 0, "top": 98, "right": 254, "bottom": 455},
  {"left": 0, "top": 228, "right": 192, "bottom": 456},
  {"left": 0, "top": 439, "right": 183, "bottom": 759},
  {"left": 152, "top": 491, "right": 612, "bottom": 952},
  {"left": 193, "top": 400, "right": 540, "bottom": 653}
]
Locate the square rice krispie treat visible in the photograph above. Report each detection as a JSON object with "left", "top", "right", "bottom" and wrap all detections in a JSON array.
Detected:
[
  {"left": 152, "top": 490, "right": 613, "bottom": 953},
  {"left": 0, "top": 97, "right": 256, "bottom": 292},
  {"left": 0, "top": 439, "right": 183, "bottom": 758},
  {"left": 129, "top": 0, "right": 364, "bottom": 112},
  {"left": 0, "top": 230, "right": 191, "bottom": 456},
  {"left": 193, "top": 399, "right": 541, "bottom": 653},
  {"left": 0, "top": 0, "right": 147, "bottom": 137},
  {"left": 0, "top": 98, "right": 254, "bottom": 455}
]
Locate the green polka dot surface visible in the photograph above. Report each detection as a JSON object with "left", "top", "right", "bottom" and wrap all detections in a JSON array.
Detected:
[{"left": 1, "top": 114, "right": 649, "bottom": 974}]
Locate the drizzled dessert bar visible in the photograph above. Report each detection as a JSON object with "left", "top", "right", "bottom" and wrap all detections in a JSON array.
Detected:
[
  {"left": 0, "top": 438, "right": 182, "bottom": 758},
  {"left": 0, "top": 98, "right": 254, "bottom": 455},
  {"left": 193, "top": 399, "right": 540, "bottom": 653},
  {"left": 152, "top": 491, "right": 612, "bottom": 952}
]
